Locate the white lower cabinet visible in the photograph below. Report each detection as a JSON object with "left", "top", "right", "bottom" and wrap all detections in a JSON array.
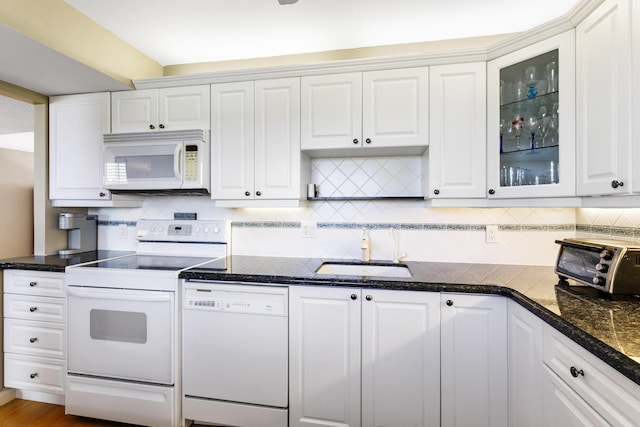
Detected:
[
  {"left": 3, "top": 270, "right": 66, "bottom": 402},
  {"left": 440, "top": 293, "right": 508, "bottom": 427},
  {"left": 543, "top": 324, "right": 640, "bottom": 426},
  {"left": 289, "top": 286, "right": 440, "bottom": 427},
  {"left": 507, "top": 300, "right": 543, "bottom": 427}
]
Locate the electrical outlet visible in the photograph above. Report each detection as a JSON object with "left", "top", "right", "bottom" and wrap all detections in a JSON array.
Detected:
[
  {"left": 301, "top": 221, "right": 317, "bottom": 238},
  {"left": 119, "top": 224, "right": 128, "bottom": 239},
  {"left": 486, "top": 225, "right": 498, "bottom": 244}
]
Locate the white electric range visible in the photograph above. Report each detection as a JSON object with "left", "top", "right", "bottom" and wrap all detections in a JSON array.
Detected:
[{"left": 64, "top": 218, "right": 229, "bottom": 427}]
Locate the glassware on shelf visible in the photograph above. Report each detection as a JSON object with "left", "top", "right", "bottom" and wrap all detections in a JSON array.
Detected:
[
  {"left": 512, "top": 114, "right": 524, "bottom": 150},
  {"left": 546, "top": 61, "right": 558, "bottom": 93},
  {"left": 525, "top": 66, "right": 538, "bottom": 99},
  {"left": 525, "top": 116, "right": 539, "bottom": 149},
  {"left": 514, "top": 79, "right": 527, "bottom": 102},
  {"left": 538, "top": 106, "right": 551, "bottom": 148}
]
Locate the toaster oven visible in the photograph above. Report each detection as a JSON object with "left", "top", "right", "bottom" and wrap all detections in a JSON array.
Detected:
[{"left": 555, "top": 238, "right": 640, "bottom": 294}]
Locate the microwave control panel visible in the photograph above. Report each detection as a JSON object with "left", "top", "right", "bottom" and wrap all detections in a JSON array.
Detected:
[{"left": 184, "top": 145, "right": 199, "bottom": 182}]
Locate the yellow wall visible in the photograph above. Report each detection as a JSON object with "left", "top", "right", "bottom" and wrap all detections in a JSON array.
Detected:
[
  {"left": 0, "top": 0, "right": 162, "bottom": 85},
  {"left": 0, "top": 148, "right": 34, "bottom": 258}
]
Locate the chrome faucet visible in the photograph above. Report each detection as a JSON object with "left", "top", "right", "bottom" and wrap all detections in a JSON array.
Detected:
[{"left": 390, "top": 227, "right": 407, "bottom": 263}]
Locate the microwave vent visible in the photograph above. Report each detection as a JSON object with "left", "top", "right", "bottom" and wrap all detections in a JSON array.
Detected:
[{"left": 104, "top": 129, "right": 207, "bottom": 144}]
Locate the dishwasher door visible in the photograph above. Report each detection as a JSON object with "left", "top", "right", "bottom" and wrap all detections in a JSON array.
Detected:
[{"left": 182, "top": 282, "right": 288, "bottom": 408}]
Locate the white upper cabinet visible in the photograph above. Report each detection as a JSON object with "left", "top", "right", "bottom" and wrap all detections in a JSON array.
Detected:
[
  {"left": 576, "top": 0, "right": 633, "bottom": 196},
  {"left": 111, "top": 86, "right": 210, "bottom": 133},
  {"left": 429, "top": 62, "right": 487, "bottom": 199},
  {"left": 210, "top": 78, "right": 307, "bottom": 206},
  {"left": 49, "top": 93, "right": 141, "bottom": 207},
  {"left": 301, "top": 68, "right": 429, "bottom": 156},
  {"left": 487, "top": 30, "right": 576, "bottom": 199}
]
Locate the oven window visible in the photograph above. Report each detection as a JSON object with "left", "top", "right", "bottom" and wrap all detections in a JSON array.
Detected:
[
  {"left": 557, "top": 246, "right": 600, "bottom": 282},
  {"left": 90, "top": 309, "right": 148, "bottom": 344}
]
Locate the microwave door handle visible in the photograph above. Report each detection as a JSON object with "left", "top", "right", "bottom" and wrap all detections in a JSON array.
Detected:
[{"left": 175, "top": 144, "right": 183, "bottom": 178}]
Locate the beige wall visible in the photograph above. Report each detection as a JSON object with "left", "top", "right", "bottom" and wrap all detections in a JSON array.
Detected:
[{"left": 0, "top": 148, "right": 34, "bottom": 258}]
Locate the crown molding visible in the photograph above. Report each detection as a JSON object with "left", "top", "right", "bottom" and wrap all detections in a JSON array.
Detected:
[{"left": 132, "top": 0, "right": 606, "bottom": 90}]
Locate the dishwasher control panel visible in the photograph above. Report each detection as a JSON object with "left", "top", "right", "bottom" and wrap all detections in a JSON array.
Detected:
[{"left": 184, "top": 282, "right": 288, "bottom": 316}]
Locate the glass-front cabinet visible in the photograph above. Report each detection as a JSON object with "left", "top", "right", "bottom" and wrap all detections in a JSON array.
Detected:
[{"left": 487, "top": 30, "right": 576, "bottom": 198}]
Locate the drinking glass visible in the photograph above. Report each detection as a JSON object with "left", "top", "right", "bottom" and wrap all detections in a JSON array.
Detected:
[
  {"left": 546, "top": 61, "right": 558, "bottom": 93},
  {"left": 525, "top": 116, "right": 539, "bottom": 149}
]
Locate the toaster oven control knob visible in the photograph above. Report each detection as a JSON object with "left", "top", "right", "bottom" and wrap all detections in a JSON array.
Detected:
[
  {"left": 595, "top": 263, "right": 608, "bottom": 273},
  {"left": 593, "top": 276, "right": 606, "bottom": 286},
  {"left": 600, "top": 249, "right": 613, "bottom": 260}
]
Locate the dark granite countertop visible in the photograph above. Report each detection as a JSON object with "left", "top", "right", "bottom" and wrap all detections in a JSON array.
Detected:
[
  {"left": 182, "top": 255, "right": 640, "bottom": 386},
  {"left": 2, "top": 253, "right": 639, "bottom": 387},
  {"left": 0, "top": 250, "right": 134, "bottom": 273}
]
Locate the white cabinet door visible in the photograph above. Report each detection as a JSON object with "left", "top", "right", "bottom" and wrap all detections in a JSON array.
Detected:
[
  {"left": 254, "top": 78, "right": 302, "bottom": 200},
  {"left": 362, "top": 68, "right": 429, "bottom": 150},
  {"left": 157, "top": 86, "right": 210, "bottom": 131},
  {"left": 301, "top": 68, "right": 428, "bottom": 154},
  {"left": 507, "top": 300, "right": 543, "bottom": 427},
  {"left": 301, "top": 73, "right": 362, "bottom": 151},
  {"left": 440, "top": 293, "right": 507, "bottom": 427},
  {"left": 542, "top": 365, "right": 610, "bottom": 427},
  {"left": 112, "top": 86, "right": 210, "bottom": 133},
  {"left": 289, "top": 286, "right": 361, "bottom": 427},
  {"left": 49, "top": 92, "right": 112, "bottom": 203},
  {"left": 361, "top": 289, "right": 440, "bottom": 427},
  {"left": 210, "top": 81, "right": 255, "bottom": 200},
  {"left": 487, "top": 30, "right": 576, "bottom": 198},
  {"left": 111, "top": 89, "right": 157, "bottom": 133},
  {"left": 576, "top": 0, "right": 632, "bottom": 196},
  {"left": 429, "top": 63, "right": 486, "bottom": 199}
]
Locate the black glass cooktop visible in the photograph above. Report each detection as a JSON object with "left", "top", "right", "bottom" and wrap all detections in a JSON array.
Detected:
[{"left": 87, "top": 254, "right": 223, "bottom": 271}]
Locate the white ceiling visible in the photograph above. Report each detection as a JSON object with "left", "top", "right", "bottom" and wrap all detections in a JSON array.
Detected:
[{"left": 65, "top": 0, "right": 581, "bottom": 66}]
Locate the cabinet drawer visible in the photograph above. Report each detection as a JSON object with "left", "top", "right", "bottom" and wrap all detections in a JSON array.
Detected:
[
  {"left": 4, "top": 294, "right": 65, "bottom": 323},
  {"left": 4, "top": 319, "right": 65, "bottom": 359},
  {"left": 543, "top": 324, "right": 640, "bottom": 426},
  {"left": 4, "top": 353, "right": 65, "bottom": 395},
  {"left": 4, "top": 270, "right": 65, "bottom": 298}
]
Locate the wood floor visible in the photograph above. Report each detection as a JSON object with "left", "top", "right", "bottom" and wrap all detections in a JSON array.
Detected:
[{"left": 0, "top": 399, "right": 140, "bottom": 427}]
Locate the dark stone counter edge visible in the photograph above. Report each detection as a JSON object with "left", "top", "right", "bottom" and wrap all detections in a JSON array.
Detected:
[
  {"left": 181, "top": 270, "right": 640, "bottom": 387},
  {"left": 2, "top": 261, "right": 638, "bottom": 387}
]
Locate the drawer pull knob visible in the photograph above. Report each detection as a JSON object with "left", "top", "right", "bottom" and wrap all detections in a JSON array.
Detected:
[
  {"left": 29, "top": 307, "right": 38, "bottom": 312},
  {"left": 29, "top": 337, "right": 38, "bottom": 343},
  {"left": 29, "top": 281, "right": 37, "bottom": 287},
  {"left": 29, "top": 373, "right": 38, "bottom": 379},
  {"left": 446, "top": 299, "right": 454, "bottom": 306},
  {"left": 350, "top": 293, "right": 358, "bottom": 300},
  {"left": 570, "top": 366, "right": 584, "bottom": 378},
  {"left": 365, "top": 295, "right": 373, "bottom": 301}
]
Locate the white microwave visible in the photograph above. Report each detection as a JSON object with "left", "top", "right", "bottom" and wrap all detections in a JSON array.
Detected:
[{"left": 102, "top": 129, "right": 210, "bottom": 193}]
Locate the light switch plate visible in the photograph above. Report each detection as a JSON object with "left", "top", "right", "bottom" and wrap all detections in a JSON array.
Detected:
[
  {"left": 301, "top": 221, "right": 317, "bottom": 238},
  {"left": 486, "top": 225, "right": 498, "bottom": 244}
]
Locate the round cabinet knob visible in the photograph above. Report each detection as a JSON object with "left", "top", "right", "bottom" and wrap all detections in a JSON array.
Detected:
[
  {"left": 353, "top": 139, "right": 359, "bottom": 145},
  {"left": 365, "top": 138, "right": 371, "bottom": 144},
  {"left": 245, "top": 191, "right": 251, "bottom": 197},
  {"left": 611, "top": 180, "right": 624, "bottom": 189},
  {"left": 29, "top": 307, "right": 38, "bottom": 312},
  {"left": 350, "top": 294, "right": 358, "bottom": 300},
  {"left": 159, "top": 124, "right": 165, "bottom": 129},
  {"left": 30, "top": 373, "right": 38, "bottom": 379},
  {"left": 29, "top": 281, "right": 37, "bottom": 287},
  {"left": 256, "top": 191, "right": 262, "bottom": 197},
  {"left": 433, "top": 189, "right": 440, "bottom": 195},
  {"left": 99, "top": 192, "right": 106, "bottom": 198},
  {"left": 149, "top": 124, "right": 155, "bottom": 130},
  {"left": 446, "top": 299, "right": 454, "bottom": 307},
  {"left": 488, "top": 189, "right": 496, "bottom": 195},
  {"left": 365, "top": 295, "right": 373, "bottom": 301},
  {"left": 570, "top": 366, "right": 584, "bottom": 378},
  {"left": 29, "top": 337, "right": 38, "bottom": 343}
]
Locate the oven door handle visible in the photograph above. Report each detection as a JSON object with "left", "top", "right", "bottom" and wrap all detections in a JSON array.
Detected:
[{"left": 67, "top": 287, "right": 172, "bottom": 303}]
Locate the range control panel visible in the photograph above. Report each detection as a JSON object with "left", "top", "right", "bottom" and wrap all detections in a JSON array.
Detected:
[{"left": 136, "top": 219, "right": 228, "bottom": 243}]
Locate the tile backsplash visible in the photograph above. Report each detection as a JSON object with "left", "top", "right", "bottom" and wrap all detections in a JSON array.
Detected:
[{"left": 90, "top": 155, "right": 640, "bottom": 267}]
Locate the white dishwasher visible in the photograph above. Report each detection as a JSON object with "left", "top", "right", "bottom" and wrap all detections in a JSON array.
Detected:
[{"left": 182, "top": 281, "right": 288, "bottom": 427}]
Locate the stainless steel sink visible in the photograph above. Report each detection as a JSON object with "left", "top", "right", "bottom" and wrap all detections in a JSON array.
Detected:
[{"left": 315, "top": 262, "right": 412, "bottom": 278}]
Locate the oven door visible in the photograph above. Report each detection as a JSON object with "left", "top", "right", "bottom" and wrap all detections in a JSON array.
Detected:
[
  {"left": 103, "top": 141, "right": 184, "bottom": 190},
  {"left": 67, "top": 286, "right": 175, "bottom": 384}
]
